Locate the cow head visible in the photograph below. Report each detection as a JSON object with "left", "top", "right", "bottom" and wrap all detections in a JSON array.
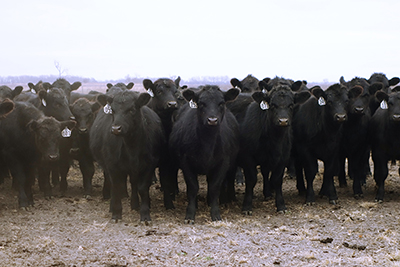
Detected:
[
  {"left": 70, "top": 98, "right": 101, "bottom": 135},
  {"left": 312, "top": 84, "right": 351, "bottom": 123},
  {"left": 368, "top": 73, "right": 400, "bottom": 93},
  {"left": 183, "top": 86, "right": 239, "bottom": 127},
  {"left": 52, "top": 78, "right": 81, "bottom": 102},
  {"left": 28, "top": 117, "right": 76, "bottom": 162},
  {"left": 0, "top": 85, "right": 23, "bottom": 100},
  {"left": 376, "top": 88, "right": 400, "bottom": 123},
  {"left": 231, "top": 75, "right": 264, "bottom": 93},
  {"left": 252, "top": 85, "right": 311, "bottom": 127},
  {"left": 144, "top": 78, "right": 182, "bottom": 112},
  {"left": 38, "top": 87, "right": 75, "bottom": 121},
  {"left": 98, "top": 91, "right": 151, "bottom": 136}
]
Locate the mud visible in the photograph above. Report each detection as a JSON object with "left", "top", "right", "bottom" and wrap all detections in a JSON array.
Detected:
[{"left": 1, "top": 161, "right": 400, "bottom": 266}]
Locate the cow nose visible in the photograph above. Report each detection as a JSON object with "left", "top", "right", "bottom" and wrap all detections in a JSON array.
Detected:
[
  {"left": 79, "top": 127, "right": 88, "bottom": 134},
  {"left": 70, "top": 116, "right": 76, "bottom": 121},
  {"left": 354, "top": 107, "right": 364, "bottom": 114},
  {"left": 167, "top": 101, "right": 177, "bottom": 108},
  {"left": 111, "top": 125, "right": 122, "bottom": 135},
  {"left": 278, "top": 118, "right": 289, "bottom": 126},
  {"left": 48, "top": 154, "right": 59, "bottom": 161},
  {"left": 392, "top": 114, "right": 400, "bottom": 121},
  {"left": 335, "top": 113, "right": 347, "bottom": 122},
  {"left": 207, "top": 117, "right": 218, "bottom": 126}
]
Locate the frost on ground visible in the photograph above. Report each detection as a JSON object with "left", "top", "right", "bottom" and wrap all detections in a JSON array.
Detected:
[{"left": 1, "top": 162, "right": 400, "bottom": 266}]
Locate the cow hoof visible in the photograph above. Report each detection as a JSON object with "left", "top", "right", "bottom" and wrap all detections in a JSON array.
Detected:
[
  {"left": 354, "top": 194, "right": 363, "bottom": 199},
  {"left": 305, "top": 202, "right": 315, "bottom": 206},
  {"left": 277, "top": 209, "right": 288, "bottom": 214},
  {"left": 184, "top": 219, "right": 195, "bottom": 225},
  {"left": 329, "top": 200, "right": 337, "bottom": 205},
  {"left": 45, "top": 196, "right": 53, "bottom": 200},
  {"left": 83, "top": 195, "right": 92, "bottom": 200},
  {"left": 110, "top": 218, "right": 119, "bottom": 223},
  {"left": 242, "top": 210, "right": 253, "bottom": 216},
  {"left": 20, "top": 206, "right": 30, "bottom": 211},
  {"left": 374, "top": 199, "right": 383, "bottom": 204},
  {"left": 140, "top": 220, "right": 152, "bottom": 226}
]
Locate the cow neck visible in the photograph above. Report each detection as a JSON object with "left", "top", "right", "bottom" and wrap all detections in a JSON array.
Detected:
[
  {"left": 122, "top": 112, "right": 146, "bottom": 148},
  {"left": 196, "top": 121, "right": 220, "bottom": 153},
  {"left": 322, "top": 106, "right": 343, "bottom": 135}
]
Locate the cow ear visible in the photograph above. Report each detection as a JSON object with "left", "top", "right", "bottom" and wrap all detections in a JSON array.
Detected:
[
  {"left": 61, "top": 120, "right": 77, "bottom": 130},
  {"left": 0, "top": 99, "right": 14, "bottom": 118},
  {"left": 224, "top": 88, "right": 240, "bottom": 102},
  {"left": 126, "top": 82, "right": 134, "bottom": 89},
  {"left": 12, "top": 86, "right": 23, "bottom": 98},
  {"left": 392, "top": 86, "right": 400, "bottom": 92},
  {"left": 106, "top": 83, "right": 113, "bottom": 89},
  {"left": 291, "top": 80, "right": 304, "bottom": 92},
  {"left": 230, "top": 78, "right": 241, "bottom": 89},
  {"left": 96, "top": 94, "right": 112, "bottom": 106},
  {"left": 28, "top": 82, "right": 35, "bottom": 91},
  {"left": 175, "top": 76, "right": 181, "bottom": 88},
  {"left": 91, "top": 101, "right": 102, "bottom": 113},
  {"left": 369, "top": 82, "right": 384, "bottom": 95},
  {"left": 311, "top": 86, "right": 325, "bottom": 99},
  {"left": 375, "top": 91, "right": 389, "bottom": 103},
  {"left": 182, "top": 89, "right": 197, "bottom": 103},
  {"left": 27, "top": 120, "right": 39, "bottom": 132},
  {"left": 71, "top": 82, "right": 82, "bottom": 91},
  {"left": 258, "top": 80, "right": 269, "bottom": 92},
  {"left": 42, "top": 82, "right": 52, "bottom": 90},
  {"left": 389, "top": 77, "right": 400, "bottom": 86},
  {"left": 136, "top": 92, "right": 151, "bottom": 108},
  {"left": 294, "top": 91, "right": 311, "bottom": 104},
  {"left": 339, "top": 76, "right": 347, "bottom": 85},
  {"left": 348, "top": 85, "right": 363, "bottom": 99},
  {"left": 143, "top": 79, "right": 154, "bottom": 90},
  {"left": 251, "top": 91, "right": 266, "bottom": 104}
]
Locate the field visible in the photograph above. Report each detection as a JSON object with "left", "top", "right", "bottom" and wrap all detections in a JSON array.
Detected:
[{"left": 1, "top": 159, "right": 400, "bottom": 266}]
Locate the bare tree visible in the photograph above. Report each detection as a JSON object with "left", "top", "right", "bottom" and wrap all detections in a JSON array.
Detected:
[{"left": 54, "top": 61, "right": 67, "bottom": 77}]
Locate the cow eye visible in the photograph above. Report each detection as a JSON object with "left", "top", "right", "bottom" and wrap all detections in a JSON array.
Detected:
[{"left": 156, "top": 90, "right": 162, "bottom": 95}]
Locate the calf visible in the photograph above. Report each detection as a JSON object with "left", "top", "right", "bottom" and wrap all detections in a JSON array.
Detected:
[
  {"left": 90, "top": 90, "right": 164, "bottom": 223},
  {"left": 143, "top": 77, "right": 184, "bottom": 209},
  {"left": 0, "top": 101, "right": 75, "bottom": 207},
  {"left": 239, "top": 85, "right": 310, "bottom": 214},
  {"left": 369, "top": 87, "right": 400, "bottom": 202},
  {"left": 169, "top": 86, "right": 240, "bottom": 223},
  {"left": 293, "top": 84, "right": 359, "bottom": 205},
  {"left": 69, "top": 98, "right": 101, "bottom": 198}
]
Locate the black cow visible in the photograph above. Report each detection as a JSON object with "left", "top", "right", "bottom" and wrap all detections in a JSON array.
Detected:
[
  {"left": 368, "top": 73, "right": 400, "bottom": 93},
  {"left": 239, "top": 85, "right": 311, "bottom": 214},
  {"left": 69, "top": 98, "right": 101, "bottom": 198},
  {"left": 169, "top": 86, "right": 240, "bottom": 223},
  {"left": 0, "top": 101, "right": 75, "bottom": 207},
  {"left": 143, "top": 77, "right": 184, "bottom": 209},
  {"left": 293, "top": 84, "right": 360, "bottom": 205},
  {"left": 90, "top": 90, "right": 164, "bottom": 223},
  {"left": 230, "top": 75, "right": 264, "bottom": 93},
  {"left": 0, "top": 85, "right": 23, "bottom": 100},
  {"left": 52, "top": 78, "right": 82, "bottom": 102},
  {"left": 369, "top": 87, "right": 400, "bottom": 202},
  {"left": 338, "top": 77, "right": 373, "bottom": 196}
]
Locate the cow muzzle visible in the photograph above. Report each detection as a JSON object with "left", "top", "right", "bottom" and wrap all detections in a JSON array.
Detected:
[
  {"left": 111, "top": 125, "right": 122, "bottom": 135},
  {"left": 207, "top": 117, "right": 219, "bottom": 126},
  {"left": 392, "top": 114, "right": 400, "bottom": 122},
  {"left": 278, "top": 118, "right": 289, "bottom": 127},
  {"left": 335, "top": 113, "right": 347, "bottom": 122}
]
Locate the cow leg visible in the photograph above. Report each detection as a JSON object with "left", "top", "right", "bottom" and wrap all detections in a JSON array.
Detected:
[
  {"left": 59, "top": 160, "right": 71, "bottom": 195},
  {"left": 182, "top": 165, "right": 198, "bottom": 224},
  {"left": 130, "top": 174, "right": 139, "bottom": 211},
  {"left": 38, "top": 164, "right": 52, "bottom": 199},
  {"left": 319, "top": 160, "right": 338, "bottom": 204},
  {"left": 303, "top": 158, "right": 318, "bottom": 205},
  {"left": 294, "top": 154, "right": 306, "bottom": 194},
  {"left": 372, "top": 155, "right": 388, "bottom": 202},
  {"left": 241, "top": 162, "right": 258, "bottom": 215},
  {"left": 159, "top": 163, "right": 178, "bottom": 210},
  {"left": 137, "top": 169, "right": 153, "bottom": 223},
  {"left": 338, "top": 154, "right": 347, "bottom": 187},
  {"left": 110, "top": 171, "right": 126, "bottom": 222},
  {"left": 235, "top": 167, "right": 244, "bottom": 185},
  {"left": 261, "top": 165, "right": 272, "bottom": 200},
  {"left": 9, "top": 161, "right": 29, "bottom": 208},
  {"left": 270, "top": 164, "right": 287, "bottom": 213},
  {"left": 79, "top": 158, "right": 94, "bottom": 198},
  {"left": 207, "top": 170, "right": 225, "bottom": 222},
  {"left": 220, "top": 166, "right": 237, "bottom": 204}
]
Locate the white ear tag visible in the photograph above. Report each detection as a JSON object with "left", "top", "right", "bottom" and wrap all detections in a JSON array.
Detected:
[
  {"left": 260, "top": 100, "right": 269, "bottom": 110},
  {"left": 318, "top": 96, "right": 326, "bottom": 106},
  {"left": 189, "top": 99, "right": 197, "bottom": 109},
  {"left": 147, "top": 89, "right": 154, "bottom": 97},
  {"left": 61, "top": 127, "right": 71, "bottom": 138},
  {"left": 103, "top": 103, "right": 112, "bottom": 114},
  {"left": 41, "top": 99, "right": 47, "bottom": 107},
  {"left": 380, "top": 100, "right": 388, "bottom": 110},
  {"left": 262, "top": 89, "right": 267, "bottom": 94}
]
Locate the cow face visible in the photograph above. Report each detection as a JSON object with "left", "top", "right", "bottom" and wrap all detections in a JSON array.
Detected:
[
  {"left": 28, "top": 117, "right": 76, "bottom": 162},
  {"left": 144, "top": 78, "right": 181, "bottom": 112},
  {"left": 347, "top": 84, "right": 370, "bottom": 116},
  {"left": 0, "top": 85, "right": 23, "bottom": 100},
  {"left": 312, "top": 84, "right": 350, "bottom": 123},
  {"left": 376, "top": 89, "right": 400, "bottom": 123},
  {"left": 39, "top": 88, "right": 75, "bottom": 121},
  {"left": 183, "top": 86, "right": 239, "bottom": 127},
  {"left": 368, "top": 73, "right": 400, "bottom": 93},
  {"left": 98, "top": 91, "right": 151, "bottom": 136},
  {"left": 252, "top": 86, "right": 311, "bottom": 127},
  {"left": 231, "top": 75, "right": 262, "bottom": 93},
  {"left": 70, "top": 98, "right": 101, "bottom": 135}
]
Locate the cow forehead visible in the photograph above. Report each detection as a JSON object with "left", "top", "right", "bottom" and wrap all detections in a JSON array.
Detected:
[
  {"left": 154, "top": 79, "right": 176, "bottom": 90},
  {"left": 198, "top": 87, "right": 224, "bottom": 102}
]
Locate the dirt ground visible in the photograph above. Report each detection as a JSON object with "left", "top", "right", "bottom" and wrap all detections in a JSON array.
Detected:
[{"left": 1, "top": 160, "right": 400, "bottom": 267}]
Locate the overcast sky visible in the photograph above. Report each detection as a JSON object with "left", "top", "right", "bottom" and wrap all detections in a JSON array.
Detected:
[{"left": 1, "top": 0, "right": 399, "bottom": 83}]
